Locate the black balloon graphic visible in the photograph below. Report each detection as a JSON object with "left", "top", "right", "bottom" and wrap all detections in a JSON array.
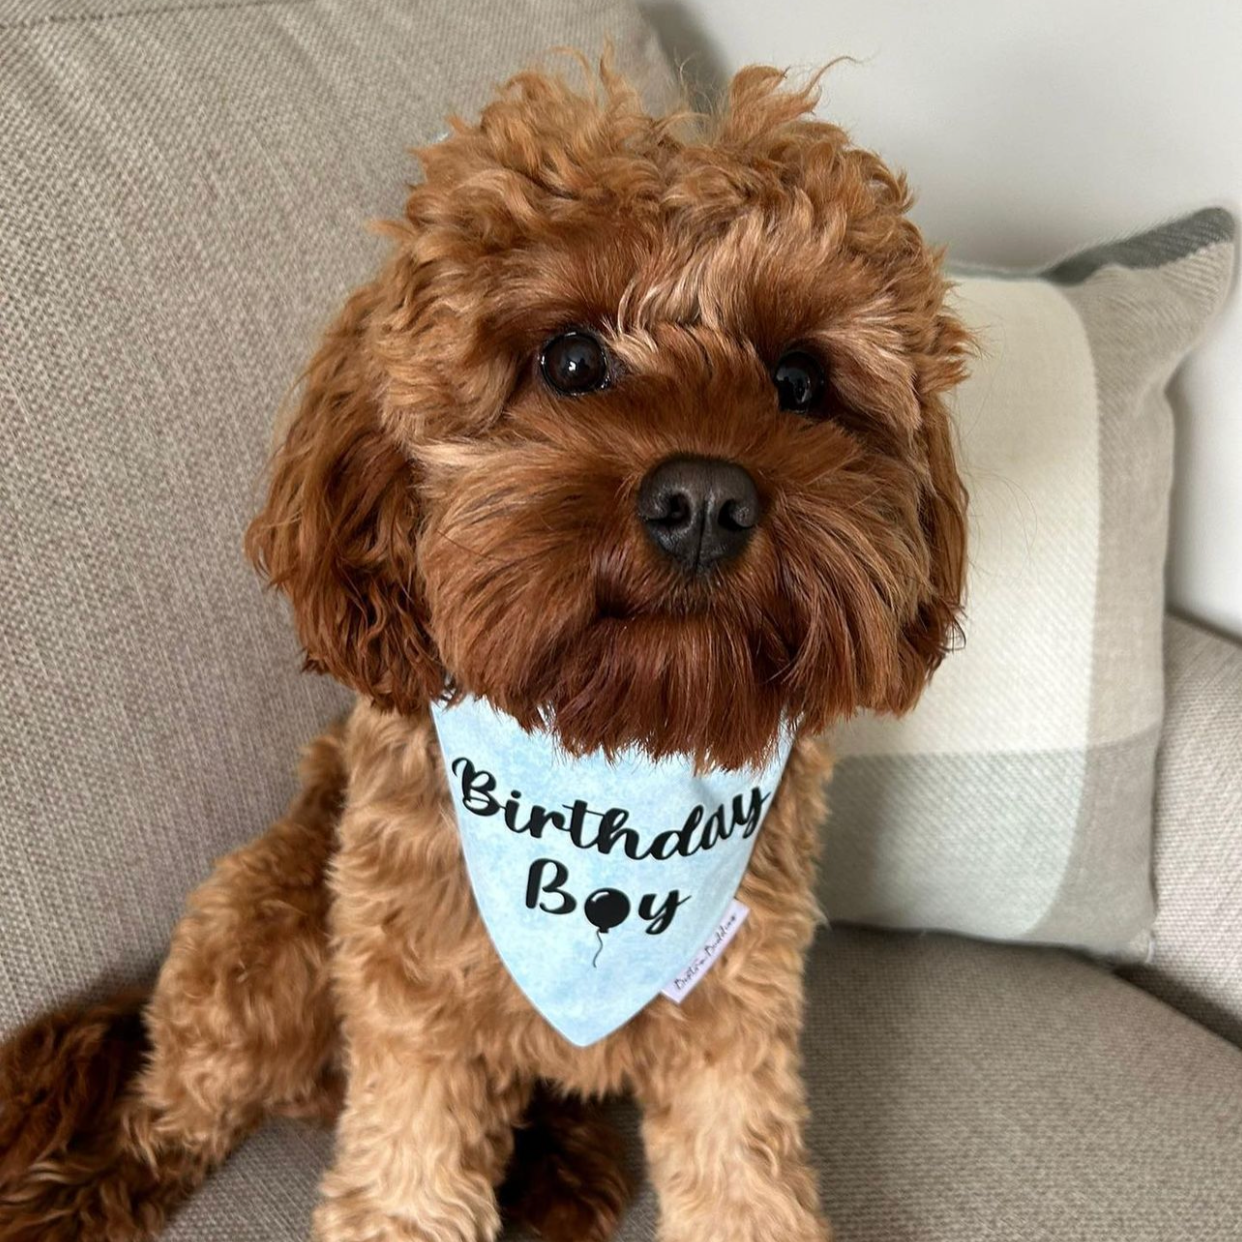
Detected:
[
  {"left": 585, "top": 888, "right": 630, "bottom": 967},
  {"left": 585, "top": 888, "right": 630, "bottom": 932}
]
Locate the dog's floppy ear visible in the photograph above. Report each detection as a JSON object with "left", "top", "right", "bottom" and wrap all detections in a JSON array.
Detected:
[
  {"left": 245, "top": 281, "right": 441, "bottom": 714},
  {"left": 879, "top": 315, "right": 971, "bottom": 715}
]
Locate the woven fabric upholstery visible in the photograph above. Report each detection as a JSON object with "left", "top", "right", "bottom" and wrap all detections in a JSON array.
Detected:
[
  {"left": 825, "top": 212, "right": 1235, "bottom": 959},
  {"left": 1122, "top": 618, "right": 1242, "bottom": 1046},
  {"left": 160, "top": 929, "right": 1242, "bottom": 1242},
  {"left": 0, "top": 0, "right": 675, "bottom": 1034}
]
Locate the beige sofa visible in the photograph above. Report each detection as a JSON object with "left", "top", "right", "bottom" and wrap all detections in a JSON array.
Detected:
[{"left": 2, "top": 2, "right": 1240, "bottom": 1238}]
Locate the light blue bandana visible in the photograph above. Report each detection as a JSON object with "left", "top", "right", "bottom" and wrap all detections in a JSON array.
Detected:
[{"left": 430, "top": 696, "right": 793, "bottom": 1046}]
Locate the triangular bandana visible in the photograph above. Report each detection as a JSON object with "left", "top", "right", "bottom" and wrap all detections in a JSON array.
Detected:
[{"left": 430, "top": 696, "right": 793, "bottom": 1047}]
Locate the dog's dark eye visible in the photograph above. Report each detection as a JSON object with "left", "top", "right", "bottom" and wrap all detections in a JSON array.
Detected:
[
  {"left": 772, "top": 349, "right": 827, "bottom": 416},
  {"left": 539, "top": 331, "right": 610, "bottom": 396}
]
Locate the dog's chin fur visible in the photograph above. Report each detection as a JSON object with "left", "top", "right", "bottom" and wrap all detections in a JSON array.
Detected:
[
  {"left": 244, "top": 62, "right": 970, "bottom": 769},
  {"left": 0, "top": 62, "right": 972, "bottom": 1242}
]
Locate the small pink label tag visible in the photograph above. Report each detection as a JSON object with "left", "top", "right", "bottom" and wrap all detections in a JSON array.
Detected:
[{"left": 661, "top": 898, "right": 750, "bottom": 1004}]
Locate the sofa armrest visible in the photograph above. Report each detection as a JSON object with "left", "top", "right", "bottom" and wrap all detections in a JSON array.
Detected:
[{"left": 1121, "top": 617, "right": 1242, "bottom": 1045}]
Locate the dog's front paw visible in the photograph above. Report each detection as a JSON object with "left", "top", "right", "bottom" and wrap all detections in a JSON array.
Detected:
[
  {"left": 312, "top": 1189, "right": 499, "bottom": 1242},
  {"left": 658, "top": 1207, "right": 834, "bottom": 1242}
]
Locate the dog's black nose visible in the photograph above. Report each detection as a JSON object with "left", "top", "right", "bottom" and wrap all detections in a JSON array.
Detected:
[{"left": 637, "top": 456, "right": 760, "bottom": 573}]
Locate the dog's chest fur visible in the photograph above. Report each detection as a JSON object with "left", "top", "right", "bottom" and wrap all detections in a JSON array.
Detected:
[{"left": 325, "top": 700, "right": 830, "bottom": 1095}]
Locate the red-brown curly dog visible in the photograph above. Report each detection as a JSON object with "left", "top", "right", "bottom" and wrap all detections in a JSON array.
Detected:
[{"left": 0, "top": 62, "right": 968, "bottom": 1242}]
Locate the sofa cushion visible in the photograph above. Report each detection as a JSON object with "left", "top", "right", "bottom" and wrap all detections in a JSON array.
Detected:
[
  {"left": 1122, "top": 617, "right": 1242, "bottom": 1046},
  {"left": 162, "top": 928, "right": 1242, "bottom": 1241},
  {"left": 826, "top": 213, "right": 1235, "bottom": 959},
  {"left": 0, "top": 0, "right": 674, "bottom": 1034}
]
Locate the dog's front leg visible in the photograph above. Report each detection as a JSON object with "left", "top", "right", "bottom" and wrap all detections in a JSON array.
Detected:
[
  {"left": 637, "top": 1030, "right": 830, "bottom": 1242},
  {"left": 312, "top": 1034, "right": 528, "bottom": 1242}
]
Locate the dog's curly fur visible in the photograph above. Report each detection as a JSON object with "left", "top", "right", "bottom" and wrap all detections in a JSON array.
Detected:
[{"left": 0, "top": 63, "right": 969, "bottom": 1242}]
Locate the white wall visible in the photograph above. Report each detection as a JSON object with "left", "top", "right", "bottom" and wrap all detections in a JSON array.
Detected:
[{"left": 640, "top": 0, "right": 1242, "bottom": 640}]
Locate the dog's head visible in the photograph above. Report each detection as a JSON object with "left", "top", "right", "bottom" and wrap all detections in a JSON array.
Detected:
[{"left": 247, "top": 65, "right": 970, "bottom": 769}]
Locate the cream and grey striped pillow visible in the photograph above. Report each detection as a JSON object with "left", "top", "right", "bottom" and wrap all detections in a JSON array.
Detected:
[{"left": 824, "top": 209, "right": 1235, "bottom": 960}]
